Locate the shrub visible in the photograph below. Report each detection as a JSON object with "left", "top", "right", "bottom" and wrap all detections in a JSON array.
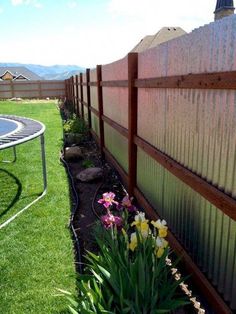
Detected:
[{"left": 63, "top": 115, "right": 88, "bottom": 135}]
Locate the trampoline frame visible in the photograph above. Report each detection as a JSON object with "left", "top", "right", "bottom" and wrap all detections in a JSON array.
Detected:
[{"left": 0, "top": 115, "right": 47, "bottom": 229}]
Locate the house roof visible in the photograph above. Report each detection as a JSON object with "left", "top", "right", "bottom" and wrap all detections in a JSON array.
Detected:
[
  {"left": 0, "top": 66, "right": 42, "bottom": 80},
  {"left": 214, "top": 0, "right": 235, "bottom": 13},
  {"left": 130, "top": 27, "right": 187, "bottom": 53}
]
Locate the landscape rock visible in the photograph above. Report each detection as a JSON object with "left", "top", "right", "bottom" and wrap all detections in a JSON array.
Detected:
[
  {"left": 64, "top": 146, "right": 83, "bottom": 160},
  {"left": 76, "top": 167, "right": 103, "bottom": 182},
  {"left": 65, "top": 133, "right": 82, "bottom": 145}
]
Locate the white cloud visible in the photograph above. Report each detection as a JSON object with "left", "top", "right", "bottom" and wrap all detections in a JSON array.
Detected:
[
  {"left": 11, "top": 0, "right": 24, "bottom": 5},
  {"left": 67, "top": 1, "right": 78, "bottom": 9},
  {"left": 11, "top": 0, "right": 42, "bottom": 8},
  {"left": 107, "top": 0, "right": 215, "bottom": 32}
]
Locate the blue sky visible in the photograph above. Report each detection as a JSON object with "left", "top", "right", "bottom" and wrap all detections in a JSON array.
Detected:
[{"left": 0, "top": 0, "right": 218, "bottom": 67}]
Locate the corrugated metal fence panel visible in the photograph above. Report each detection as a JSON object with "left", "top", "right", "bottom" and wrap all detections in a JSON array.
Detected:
[
  {"left": 102, "top": 56, "right": 128, "bottom": 129},
  {"left": 83, "top": 104, "right": 88, "bottom": 123},
  {"left": 73, "top": 76, "right": 76, "bottom": 101},
  {"left": 137, "top": 148, "right": 236, "bottom": 308},
  {"left": 137, "top": 15, "right": 236, "bottom": 309},
  {"left": 82, "top": 73, "right": 87, "bottom": 104},
  {"left": 138, "top": 88, "right": 236, "bottom": 198},
  {"left": 104, "top": 122, "right": 128, "bottom": 173},
  {"left": 90, "top": 68, "right": 98, "bottom": 110},
  {"left": 91, "top": 112, "right": 99, "bottom": 137}
]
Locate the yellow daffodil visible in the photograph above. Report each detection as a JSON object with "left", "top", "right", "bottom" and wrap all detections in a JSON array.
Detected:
[
  {"left": 129, "top": 232, "right": 137, "bottom": 251},
  {"left": 151, "top": 219, "right": 168, "bottom": 238},
  {"left": 155, "top": 236, "right": 168, "bottom": 258},
  {"left": 156, "top": 247, "right": 164, "bottom": 258},
  {"left": 140, "top": 221, "right": 149, "bottom": 238},
  {"left": 151, "top": 219, "right": 167, "bottom": 229},
  {"left": 159, "top": 227, "right": 168, "bottom": 238},
  {"left": 131, "top": 212, "right": 149, "bottom": 228}
]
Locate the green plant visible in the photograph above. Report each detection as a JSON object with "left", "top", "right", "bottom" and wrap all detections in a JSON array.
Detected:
[
  {"left": 63, "top": 114, "right": 88, "bottom": 134},
  {"left": 82, "top": 159, "right": 95, "bottom": 168},
  {"left": 62, "top": 193, "right": 189, "bottom": 314}
]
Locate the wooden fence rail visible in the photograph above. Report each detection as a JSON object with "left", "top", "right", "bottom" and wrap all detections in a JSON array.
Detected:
[
  {"left": 0, "top": 80, "right": 65, "bottom": 99},
  {"left": 64, "top": 49, "right": 236, "bottom": 313}
]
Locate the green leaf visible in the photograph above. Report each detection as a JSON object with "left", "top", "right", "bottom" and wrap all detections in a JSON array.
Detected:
[{"left": 68, "top": 305, "right": 79, "bottom": 314}]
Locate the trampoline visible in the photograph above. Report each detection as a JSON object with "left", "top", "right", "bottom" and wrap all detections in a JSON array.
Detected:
[{"left": 0, "top": 114, "right": 47, "bottom": 229}]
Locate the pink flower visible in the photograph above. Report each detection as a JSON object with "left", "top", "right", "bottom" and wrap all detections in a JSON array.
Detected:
[
  {"left": 101, "top": 213, "right": 123, "bottom": 229},
  {"left": 98, "top": 192, "right": 118, "bottom": 209},
  {"left": 118, "top": 194, "right": 137, "bottom": 212}
]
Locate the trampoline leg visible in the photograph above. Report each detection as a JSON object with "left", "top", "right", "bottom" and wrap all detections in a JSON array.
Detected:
[
  {"left": 1, "top": 146, "right": 17, "bottom": 163},
  {"left": 40, "top": 134, "right": 47, "bottom": 194}
]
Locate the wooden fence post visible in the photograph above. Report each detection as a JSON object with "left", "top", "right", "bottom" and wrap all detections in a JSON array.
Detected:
[
  {"left": 86, "top": 69, "right": 92, "bottom": 129},
  {"left": 75, "top": 74, "right": 80, "bottom": 117},
  {"left": 68, "top": 78, "right": 71, "bottom": 103},
  {"left": 72, "top": 76, "right": 76, "bottom": 113},
  {"left": 10, "top": 81, "right": 14, "bottom": 99},
  {"left": 96, "top": 65, "right": 105, "bottom": 159},
  {"left": 128, "top": 52, "right": 138, "bottom": 196},
  {"left": 80, "top": 73, "right": 84, "bottom": 119},
  {"left": 38, "top": 81, "right": 42, "bottom": 99}
]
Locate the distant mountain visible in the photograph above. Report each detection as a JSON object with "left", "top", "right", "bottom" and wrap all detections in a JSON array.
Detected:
[{"left": 0, "top": 62, "right": 85, "bottom": 80}]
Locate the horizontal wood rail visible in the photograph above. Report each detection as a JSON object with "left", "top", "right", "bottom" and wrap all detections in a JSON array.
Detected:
[
  {"left": 101, "top": 80, "right": 128, "bottom": 87},
  {"left": 134, "top": 135, "right": 236, "bottom": 221},
  {"left": 81, "top": 100, "right": 88, "bottom": 108},
  {"left": 88, "top": 82, "right": 97, "bottom": 86},
  {"left": 99, "top": 138, "right": 233, "bottom": 314},
  {"left": 102, "top": 115, "right": 128, "bottom": 138},
  {"left": 90, "top": 106, "right": 99, "bottom": 116},
  {"left": 87, "top": 106, "right": 236, "bottom": 221},
  {"left": 133, "top": 187, "right": 233, "bottom": 314},
  {"left": 135, "top": 71, "right": 236, "bottom": 89},
  {"left": 0, "top": 80, "right": 64, "bottom": 86}
]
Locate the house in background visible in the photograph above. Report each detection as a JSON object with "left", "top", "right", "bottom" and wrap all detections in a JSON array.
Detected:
[
  {"left": 0, "top": 67, "right": 42, "bottom": 81},
  {"left": 130, "top": 27, "right": 187, "bottom": 53},
  {"left": 214, "top": 0, "right": 235, "bottom": 20}
]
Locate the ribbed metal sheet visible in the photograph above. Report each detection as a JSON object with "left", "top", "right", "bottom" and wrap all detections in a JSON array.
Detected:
[
  {"left": 102, "top": 56, "right": 129, "bottom": 129},
  {"left": 90, "top": 69, "right": 98, "bottom": 110},
  {"left": 83, "top": 105, "right": 88, "bottom": 123},
  {"left": 82, "top": 73, "right": 87, "bottom": 104},
  {"left": 91, "top": 112, "right": 99, "bottom": 136},
  {"left": 104, "top": 122, "right": 128, "bottom": 172},
  {"left": 102, "top": 56, "right": 128, "bottom": 81},
  {"left": 138, "top": 88, "right": 236, "bottom": 198},
  {"left": 90, "top": 86, "right": 98, "bottom": 110},
  {"left": 103, "top": 87, "right": 128, "bottom": 128},
  {"left": 137, "top": 148, "right": 236, "bottom": 309},
  {"left": 137, "top": 16, "right": 236, "bottom": 309}
]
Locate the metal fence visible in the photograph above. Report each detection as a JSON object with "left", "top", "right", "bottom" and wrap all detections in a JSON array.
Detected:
[
  {"left": 65, "top": 15, "right": 236, "bottom": 314},
  {"left": 0, "top": 80, "right": 65, "bottom": 99}
]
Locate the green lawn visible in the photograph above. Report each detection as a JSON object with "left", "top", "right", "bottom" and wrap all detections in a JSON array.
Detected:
[{"left": 0, "top": 100, "right": 76, "bottom": 314}]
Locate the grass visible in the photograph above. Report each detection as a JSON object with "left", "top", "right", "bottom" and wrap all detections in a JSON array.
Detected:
[{"left": 0, "top": 100, "right": 76, "bottom": 314}]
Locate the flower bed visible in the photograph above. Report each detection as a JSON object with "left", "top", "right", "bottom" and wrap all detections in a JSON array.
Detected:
[{"left": 62, "top": 192, "right": 190, "bottom": 313}]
